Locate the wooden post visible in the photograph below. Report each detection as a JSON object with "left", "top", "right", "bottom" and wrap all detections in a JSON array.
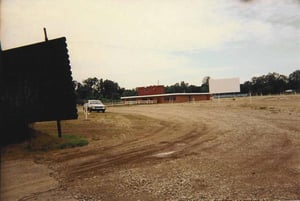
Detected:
[
  {"left": 57, "top": 120, "right": 62, "bottom": 138},
  {"left": 43, "top": 28, "right": 61, "bottom": 138},
  {"left": 43, "top": 27, "right": 48, "bottom": 41}
]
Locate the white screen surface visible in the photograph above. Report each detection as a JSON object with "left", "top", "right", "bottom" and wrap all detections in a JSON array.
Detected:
[{"left": 209, "top": 78, "right": 240, "bottom": 94}]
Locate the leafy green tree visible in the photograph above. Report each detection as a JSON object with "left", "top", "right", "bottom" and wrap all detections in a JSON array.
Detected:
[
  {"left": 240, "top": 81, "right": 252, "bottom": 94},
  {"left": 289, "top": 70, "right": 300, "bottom": 92},
  {"left": 180, "top": 81, "right": 189, "bottom": 93},
  {"left": 122, "top": 89, "right": 137, "bottom": 96},
  {"left": 99, "top": 78, "right": 104, "bottom": 97},
  {"left": 165, "top": 78, "right": 209, "bottom": 93},
  {"left": 246, "top": 72, "right": 290, "bottom": 95},
  {"left": 200, "top": 76, "right": 210, "bottom": 92},
  {"left": 82, "top": 77, "right": 100, "bottom": 99},
  {"left": 74, "top": 77, "right": 124, "bottom": 102},
  {"left": 251, "top": 75, "right": 265, "bottom": 95},
  {"left": 275, "top": 74, "right": 289, "bottom": 93},
  {"left": 102, "top": 79, "right": 123, "bottom": 100},
  {"left": 188, "top": 85, "right": 202, "bottom": 93},
  {"left": 165, "top": 83, "right": 182, "bottom": 93}
]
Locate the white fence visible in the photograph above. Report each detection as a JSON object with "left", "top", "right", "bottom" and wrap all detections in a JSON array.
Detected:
[{"left": 123, "top": 99, "right": 157, "bottom": 105}]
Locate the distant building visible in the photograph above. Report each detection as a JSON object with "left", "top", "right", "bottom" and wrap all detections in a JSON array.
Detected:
[
  {"left": 121, "top": 85, "right": 211, "bottom": 104},
  {"left": 136, "top": 85, "right": 165, "bottom": 96}
]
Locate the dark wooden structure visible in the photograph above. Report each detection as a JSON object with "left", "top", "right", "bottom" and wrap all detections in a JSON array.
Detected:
[{"left": 0, "top": 37, "right": 77, "bottom": 145}]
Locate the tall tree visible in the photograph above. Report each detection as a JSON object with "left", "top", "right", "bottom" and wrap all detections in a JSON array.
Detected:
[
  {"left": 240, "top": 81, "right": 252, "bottom": 94},
  {"left": 82, "top": 77, "right": 100, "bottom": 98},
  {"left": 289, "top": 70, "right": 300, "bottom": 92},
  {"left": 200, "top": 76, "right": 210, "bottom": 92},
  {"left": 102, "top": 79, "right": 122, "bottom": 99}
]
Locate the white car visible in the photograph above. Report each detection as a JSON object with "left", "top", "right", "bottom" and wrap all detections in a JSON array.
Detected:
[{"left": 84, "top": 100, "right": 106, "bottom": 113}]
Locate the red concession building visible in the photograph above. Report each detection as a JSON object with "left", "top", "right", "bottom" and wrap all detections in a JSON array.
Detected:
[
  {"left": 121, "top": 85, "right": 211, "bottom": 104},
  {"left": 137, "top": 85, "right": 165, "bottom": 96}
]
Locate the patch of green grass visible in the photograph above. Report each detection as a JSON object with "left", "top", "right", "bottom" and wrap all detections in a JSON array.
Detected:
[
  {"left": 26, "top": 132, "right": 88, "bottom": 151},
  {"left": 56, "top": 134, "right": 88, "bottom": 149}
]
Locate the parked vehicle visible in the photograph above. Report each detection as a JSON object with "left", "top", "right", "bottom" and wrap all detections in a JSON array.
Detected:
[{"left": 83, "top": 100, "right": 106, "bottom": 113}]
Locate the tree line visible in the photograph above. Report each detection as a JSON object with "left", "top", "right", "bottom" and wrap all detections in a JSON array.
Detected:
[
  {"left": 73, "top": 78, "right": 124, "bottom": 104},
  {"left": 74, "top": 70, "right": 299, "bottom": 103},
  {"left": 165, "top": 76, "right": 210, "bottom": 94},
  {"left": 240, "top": 70, "right": 299, "bottom": 95}
]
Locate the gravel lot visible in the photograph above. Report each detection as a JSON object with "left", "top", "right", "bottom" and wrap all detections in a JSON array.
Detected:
[{"left": 1, "top": 95, "right": 300, "bottom": 200}]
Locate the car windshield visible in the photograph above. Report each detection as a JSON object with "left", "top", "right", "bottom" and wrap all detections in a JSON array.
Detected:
[{"left": 90, "top": 100, "right": 102, "bottom": 104}]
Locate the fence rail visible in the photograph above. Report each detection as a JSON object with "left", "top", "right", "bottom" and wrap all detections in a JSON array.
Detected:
[{"left": 123, "top": 100, "right": 157, "bottom": 105}]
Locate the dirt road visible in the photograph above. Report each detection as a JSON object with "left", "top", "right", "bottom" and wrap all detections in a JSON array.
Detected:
[{"left": 1, "top": 95, "right": 300, "bottom": 200}]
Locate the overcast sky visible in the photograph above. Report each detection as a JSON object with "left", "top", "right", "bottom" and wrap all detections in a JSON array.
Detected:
[{"left": 1, "top": 0, "right": 300, "bottom": 89}]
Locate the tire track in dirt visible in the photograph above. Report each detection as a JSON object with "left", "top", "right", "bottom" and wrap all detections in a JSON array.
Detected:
[
  {"left": 63, "top": 126, "right": 210, "bottom": 179},
  {"left": 55, "top": 105, "right": 251, "bottom": 180},
  {"left": 52, "top": 107, "right": 221, "bottom": 181}
]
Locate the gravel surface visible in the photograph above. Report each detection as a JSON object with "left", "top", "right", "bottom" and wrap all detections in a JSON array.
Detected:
[{"left": 1, "top": 95, "right": 300, "bottom": 200}]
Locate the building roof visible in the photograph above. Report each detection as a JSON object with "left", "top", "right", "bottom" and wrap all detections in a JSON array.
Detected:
[{"left": 121, "top": 92, "right": 211, "bottom": 100}]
